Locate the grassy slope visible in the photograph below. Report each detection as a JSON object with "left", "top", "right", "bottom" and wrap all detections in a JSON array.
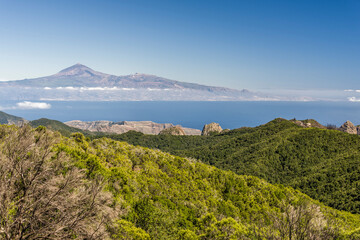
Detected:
[{"left": 97, "top": 119, "right": 360, "bottom": 214}]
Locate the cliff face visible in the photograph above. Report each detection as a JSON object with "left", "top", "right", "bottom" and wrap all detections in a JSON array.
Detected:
[
  {"left": 65, "top": 120, "right": 201, "bottom": 135},
  {"left": 201, "top": 122, "right": 223, "bottom": 136}
]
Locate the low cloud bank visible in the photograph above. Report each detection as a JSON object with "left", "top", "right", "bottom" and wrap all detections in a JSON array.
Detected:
[
  {"left": 344, "top": 89, "right": 360, "bottom": 92},
  {"left": 47, "top": 87, "right": 136, "bottom": 91}
]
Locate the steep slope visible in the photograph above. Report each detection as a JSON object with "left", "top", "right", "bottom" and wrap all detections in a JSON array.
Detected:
[
  {"left": 100, "top": 119, "right": 360, "bottom": 214},
  {"left": 0, "top": 111, "right": 28, "bottom": 126}
]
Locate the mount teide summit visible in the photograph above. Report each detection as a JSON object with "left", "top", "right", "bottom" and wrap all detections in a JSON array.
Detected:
[
  {"left": 3, "top": 63, "right": 242, "bottom": 91},
  {"left": 0, "top": 64, "right": 271, "bottom": 101}
]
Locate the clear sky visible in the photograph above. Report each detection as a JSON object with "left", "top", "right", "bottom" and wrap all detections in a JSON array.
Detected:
[{"left": 0, "top": 0, "right": 359, "bottom": 90}]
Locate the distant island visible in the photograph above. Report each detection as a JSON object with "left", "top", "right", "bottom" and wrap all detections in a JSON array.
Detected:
[{"left": 0, "top": 64, "right": 277, "bottom": 101}]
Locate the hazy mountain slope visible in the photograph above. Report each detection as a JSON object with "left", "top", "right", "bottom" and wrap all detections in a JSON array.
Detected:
[
  {"left": 0, "top": 111, "right": 28, "bottom": 126},
  {"left": 99, "top": 119, "right": 360, "bottom": 214}
]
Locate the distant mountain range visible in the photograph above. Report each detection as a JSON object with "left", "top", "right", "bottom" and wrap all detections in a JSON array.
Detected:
[
  {"left": 65, "top": 120, "right": 201, "bottom": 135},
  {"left": 0, "top": 111, "right": 201, "bottom": 136},
  {"left": 0, "top": 64, "right": 274, "bottom": 101}
]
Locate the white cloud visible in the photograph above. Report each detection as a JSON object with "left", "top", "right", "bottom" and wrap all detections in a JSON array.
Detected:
[
  {"left": 16, "top": 101, "right": 51, "bottom": 109},
  {"left": 82, "top": 87, "right": 120, "bottom": 91},
  {"left": 348, "top": 97, "right": 360, "bottom": 102},
  {"left": 47, "top": 86, "right": 169, "bottom": 91},
  {"left": 53, "top": 86, "right": 135, "bottom": 91},
  {"left": 56, "top": 86, "right": 77, "bottom": 90}
]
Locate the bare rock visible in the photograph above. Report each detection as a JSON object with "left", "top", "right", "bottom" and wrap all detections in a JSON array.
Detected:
[
  {"left": 201, "top": 123, "right": 223, "bottom": 136},
  {"left": 339, "top": 120, "right": 358, "bottom": 134}
]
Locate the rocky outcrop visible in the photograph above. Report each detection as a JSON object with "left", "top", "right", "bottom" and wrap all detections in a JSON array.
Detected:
[
  {"left": 201, "top": 123, "right": 223, "bottom": 136},
  {"left": 290, "top": 119, "right": 326, "bottom": 129},
  {"left": 339, "top": 120, "right": 358, "bottom": 134},
  {"left": 65, "top": 120, "right": 201, "bottom": 135},
  {"left": 159, "top": 126, "right": 186, "bottom": 136}
]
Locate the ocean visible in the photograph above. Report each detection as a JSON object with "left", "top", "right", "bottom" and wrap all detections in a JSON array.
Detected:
[{"left": 3, "top": 101, "right": 360, "bottom": 130}]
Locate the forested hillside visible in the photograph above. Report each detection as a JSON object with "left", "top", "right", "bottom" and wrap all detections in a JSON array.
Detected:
[
  {"left": 1, "top": 124, "right": 360, "bottom": 239},
  {"left": 99, "top": 119, "right": 360, "bottom": 215}
]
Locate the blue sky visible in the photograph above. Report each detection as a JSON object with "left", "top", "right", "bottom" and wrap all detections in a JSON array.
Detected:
[{"left": 0, "top": 0, "right": 359, "bottom": 90}]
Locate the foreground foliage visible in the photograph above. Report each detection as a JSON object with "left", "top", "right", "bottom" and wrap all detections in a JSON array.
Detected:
[
  {"left": 1, "top": 124, "right": 360, "bottom": 239},
  {"left": 0, "top": 126, "right": 113, "bottom": 239}
]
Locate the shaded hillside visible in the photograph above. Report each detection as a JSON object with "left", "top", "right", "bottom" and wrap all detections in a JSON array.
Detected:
[
  {"left": 0, "top": 111, "right": 28, "bottom": 126},
  {"left": 30, "top": 118, "right": 91, "bottom": 137},
  {"left": 99, "top": 119, "right": 360, "bottom": 214},
  {"left": 1, "top": 125, "right": 360, "bottom": 239}
]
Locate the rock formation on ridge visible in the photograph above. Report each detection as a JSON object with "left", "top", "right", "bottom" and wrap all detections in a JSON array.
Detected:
[
  {"left": 158, "top": 126, "right": 186, "bottom": 135},
  {"left": 339, "top": 120, "right": 358, "bottom": 134},
  {"left": 201, "top": 123, "right": 223, "bottom": 136}
]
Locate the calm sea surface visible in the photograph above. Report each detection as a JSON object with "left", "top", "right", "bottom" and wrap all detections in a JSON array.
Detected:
[{"left": 3, "top": 101, "right": 360, "bottom": 130}]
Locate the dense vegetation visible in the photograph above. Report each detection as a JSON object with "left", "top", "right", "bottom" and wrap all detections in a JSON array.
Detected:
[
  {"left": 98, "top": 119, "right": 360, "bottom": 215},
  {"left": 1, "top": 124, "right": 360, "bottom": 239}
]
